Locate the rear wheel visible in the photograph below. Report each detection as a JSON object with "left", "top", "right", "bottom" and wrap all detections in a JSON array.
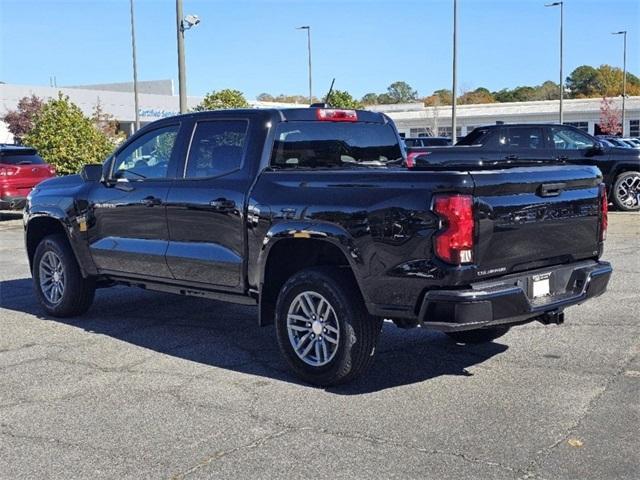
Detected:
[
  {"left": 446, "top": 326, "right": 510, "bottom": 344},
  {"left": 275, "top": 267, "right": 381, "bottom": 386},
  {"left": 33, "top": 234, "right": 95, "bottom": 317},
  {"left": 612, "top": 171, "right": 640, "bottom": 211}
]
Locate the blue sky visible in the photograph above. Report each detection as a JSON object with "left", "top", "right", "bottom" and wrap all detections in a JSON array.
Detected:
[{"left": 1, "top": 0, "right": 638, "bottom": 100}]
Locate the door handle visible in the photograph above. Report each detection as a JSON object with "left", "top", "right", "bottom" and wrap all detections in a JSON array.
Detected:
[
  {"left": 556, "top": 155, "right": 569, "bottom": 161},
  {"left": 141, "top": 196, "right": 162, "bottom": 207},
  {"left": 538, "top": 182, "right": 566, "bottom": 197},
  {"left": 504, "top": 154, "right": 519, "bottom": 160},
  {"left": 209, "top": 198, "right": 236, "bottom": 212}
]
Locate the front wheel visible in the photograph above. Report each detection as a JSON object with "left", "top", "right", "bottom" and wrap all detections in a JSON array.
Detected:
[
  {"left": 33, "top": 234, "right": 95, "bottom": 317},
  {"left": 612, "top": 171, "right": 640, "bottom": 211},
  {"left": 446, "top": 326, "right": 510, "bottom": 344},
  {"left": 275, "top": 267, "right": 381, "bottom": 386}
]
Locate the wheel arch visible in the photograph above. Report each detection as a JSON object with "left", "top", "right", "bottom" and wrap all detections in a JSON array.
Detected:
[{"left": 257, "top": 223, "right": 366, "bottom": 326}]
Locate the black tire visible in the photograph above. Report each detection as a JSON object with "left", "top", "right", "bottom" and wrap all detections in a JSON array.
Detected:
[
  {"left": 33, "top": 233, "right": 95, "bottom": 317},
  {"left": 275, "top": 267, "right": 381, "bottom": 386},
  {"left": 446, "top": 326, "right": 510, "bottom": 344},
  {"left": 612, "top": 171, "right": 640, "bottom": 211}
]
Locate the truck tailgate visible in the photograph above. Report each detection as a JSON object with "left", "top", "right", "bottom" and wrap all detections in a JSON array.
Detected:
[{"left": 471, "top": 165, "right": 604, "bottom": 276}]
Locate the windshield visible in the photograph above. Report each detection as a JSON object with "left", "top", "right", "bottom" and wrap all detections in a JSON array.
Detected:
[
  {"left": 271, "top": 122, "right": 403, "bottom": 168},
  {"left": 456, "top": 128, "right": 494, "bottom": 146}
]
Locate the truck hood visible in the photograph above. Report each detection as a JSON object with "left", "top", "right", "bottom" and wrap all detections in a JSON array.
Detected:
[{"left": 35, "top": 174, "right": 84, "bottom": 190}]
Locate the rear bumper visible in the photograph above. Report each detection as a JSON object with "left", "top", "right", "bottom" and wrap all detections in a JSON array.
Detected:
[
  {"left": 419, "top": 260, "right": 612, "bottom": 332},
  {"left": 0, "top": 195, "right": 27, "bottom": 210}
]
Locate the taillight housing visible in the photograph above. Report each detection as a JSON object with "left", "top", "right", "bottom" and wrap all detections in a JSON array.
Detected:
[
  {"left": 405, "top": 151, "right": 430, "bottom": 168},
  {"left": 600, "top": 184, "right": 608, "bottom": 241},
  {"left": 315, "top": 109, "right": 357, "bottom": 122},
  {"left": 433, "top": 194, "right": 475, "bottom": 264}
]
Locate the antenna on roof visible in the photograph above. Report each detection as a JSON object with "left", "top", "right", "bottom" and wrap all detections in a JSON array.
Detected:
[{"left": 310, "top": 78, "right": 335, "bottom": 108}]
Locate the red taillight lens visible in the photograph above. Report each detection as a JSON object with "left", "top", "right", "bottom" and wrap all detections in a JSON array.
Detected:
[
  {"left": 316, "top": 109, "right": 357, "bottom": 122},
  {"left": 433, "top": 194, "right": 475, "bottom": 264},
  {"left": 600, "top": 184, "right": 608, "bottom": 241},
  {"left": 0, "top": 166, "right": 18, "bottom": 176}
]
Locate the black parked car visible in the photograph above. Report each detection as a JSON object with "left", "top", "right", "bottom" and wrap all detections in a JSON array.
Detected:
[
  {"left": 24, "top": 109, "right": 611, "bottom": 385},
  {"left": 408, "top": 124, "right": 640, "bottom": 211}
]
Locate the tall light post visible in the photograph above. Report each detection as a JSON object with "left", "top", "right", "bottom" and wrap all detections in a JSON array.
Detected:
[
  {"left": 129, "top": 0, "right": 140, "bottom": 132},
  {"left": 176, "top": 0, "right": 200, "bottom": 113},
  {"left": 612, "top": 31, "right": 627, "bottom": 136},
  {"left": 451, "top": 0, "right": 457, "bottom": 141},
  {"left": 297, "top": 26, "right": 313, "bottom": 104},
  {"left": 545, "top": 1, "right": 564, "bottom": 124}
]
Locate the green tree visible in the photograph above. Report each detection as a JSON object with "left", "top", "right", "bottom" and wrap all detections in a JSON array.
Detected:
[
  {"left": 256, "top": 92, "right": 275, "bottom": 102},
  {"left": 458, "top": 87, "right": 496, "bottom": 105},
  {"left": 23, "top": 93, "right": 115, "bottom": 175},
  {"left": 386, "top": 81, "right": 418, "bottom": 103},
  {"left": 424, "top": 89, "right": 452, "bottom": 106},
  {"left": 194, "top": 89, "right": 250, "bottom": 111},
  {"left": 566, "top": 65, "right": 600, "bottom": 98},
  {"left": 328, "top": 90, "right": 362, "bottom": 109},
  {"left": 360, "top": 93, "right": 379, "bottom": 105},
  {"left": 376, "top": 93, "right": 395, "bottom": 104}
]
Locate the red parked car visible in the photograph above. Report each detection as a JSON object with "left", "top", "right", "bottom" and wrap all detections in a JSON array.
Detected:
[{"left": 0, "top": 145, "right": 55, "bottom": 210}]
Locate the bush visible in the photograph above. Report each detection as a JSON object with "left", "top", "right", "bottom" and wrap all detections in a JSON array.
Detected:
[{"left": 23, "top": 94, "right": 116, "bottom": 175}]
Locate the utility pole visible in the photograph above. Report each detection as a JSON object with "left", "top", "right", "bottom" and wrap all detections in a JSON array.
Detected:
[
  {"left": 297, "top": 26, "right": 313, "bottom": 104},
  {"left": 545, "top": 2, "right": 564, "bottom": 124},
  {"left": 129, "top": 0, "right": 140, "bottom": 131},
  {"left": 612, "top": 31, "right": 627, "bottom": 136},
  {"left": 451, "top": 0, "right": 457, "bottom": 141},
  {"left": 176, "top": 0, "right": 187, "bottom": 113}
]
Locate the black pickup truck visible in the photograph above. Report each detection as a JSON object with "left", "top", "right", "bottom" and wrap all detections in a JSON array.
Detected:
[
  {"left": 406, "top": 123, "right": 640, "bottom": 211},
  {"left": 24, "top": 108, "right": 612, "bottom": 385}
]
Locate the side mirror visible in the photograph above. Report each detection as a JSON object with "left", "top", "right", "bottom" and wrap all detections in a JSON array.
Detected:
[
  {"left": 586, "top": 143, "right": 605, "bottom": 157},
  {"left": 80, "top": 164, "right": 103, "bottom": 182}
]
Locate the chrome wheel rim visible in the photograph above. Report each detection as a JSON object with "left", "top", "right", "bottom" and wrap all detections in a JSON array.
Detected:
[
  {"left": 616, "top": 173, "right": 640, "bottom": 209},
  {"left": 287, "top": 291, "right": 340, "bottom": 367},
  {"left": 39, "top": 251, "right": 65, "bottom": 304}
]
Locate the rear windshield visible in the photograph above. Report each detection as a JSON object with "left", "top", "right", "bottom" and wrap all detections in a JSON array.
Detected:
[
  {"left": 456, "top": 128, "right": 493, "bottom": 146},
  {"left": 0, "top": 154, "right": 45, "bottom": 165},
  {"left": 271, "top": 122, "right": 402, "bottom": 168}
]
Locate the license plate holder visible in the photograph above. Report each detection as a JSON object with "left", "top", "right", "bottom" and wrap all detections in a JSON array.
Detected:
[{"left": 532, "top": 273, "right": 551, "bottom": 298}]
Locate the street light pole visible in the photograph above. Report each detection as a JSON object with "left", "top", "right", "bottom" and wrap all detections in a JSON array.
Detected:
[
  {"left": 451, "top": 0, "right": 457, "bottom": 141},
  {"left": 297, "top": 26, "right": 313, "bottom": 104},
  {"left": 176, "top": 0, "right": 187, "bottom": 113},
  {"left": 129, "top": 0, "right": 140, "bottom": 131},
  {"left": 612, "top": 31, "right": 627, "bottom": 136},
  {"left": 545, "top": 1, "right": 564, "bottom": 124}
]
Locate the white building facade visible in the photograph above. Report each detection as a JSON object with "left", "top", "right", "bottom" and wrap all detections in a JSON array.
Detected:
[{"left": 1, "top": 81, "right": 638, "bottom": 142}]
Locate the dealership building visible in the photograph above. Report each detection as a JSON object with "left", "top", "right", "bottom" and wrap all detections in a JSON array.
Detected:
[{"left": 1, "top": 80, "right": 639, "bottom": 142}]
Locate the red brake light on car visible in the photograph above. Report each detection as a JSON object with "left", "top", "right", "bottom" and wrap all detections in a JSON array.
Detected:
[
  {"left": 316, "top": 109, "right": 358, "bottom": 122},
  {"left": 600, "top": 184, "right": 608, "bottom": 241},
  {"left": 433, "top": 194, "right": 475, "bottom": 265}
]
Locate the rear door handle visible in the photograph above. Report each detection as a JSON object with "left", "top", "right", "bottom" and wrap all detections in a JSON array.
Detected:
[
  {"left": 209, "top": 198, "right": 236, "bottom": 211},
  {"left": 504, "top": 154, "right": 519, "bottom": 160},
  {"left": 141, "top": 196, "right": 162, "bottom": 207},
  {"left": 556, "top": 155, "right": 569, "bottom": 161}
]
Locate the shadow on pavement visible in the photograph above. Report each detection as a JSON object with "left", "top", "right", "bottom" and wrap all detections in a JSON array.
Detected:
[
  {"left": 1, "top": 277, "right": 508, "bottom": 394},
  {"left": 0, "top": 211, "right": 22, "bottom": 221}
]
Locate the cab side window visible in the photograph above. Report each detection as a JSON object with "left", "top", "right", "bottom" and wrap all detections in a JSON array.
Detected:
[
  {"left": 184, "top": 120, "right": 248, "bottom": 178},
  {"left": 113, "top": 125, "right": 179, "bottom": 180},
  {"left": 551, "top": 126, "right": 595, "bottom": 150},
  {"left": 501, "top": 127, "right": 544, "bottom": 150}
]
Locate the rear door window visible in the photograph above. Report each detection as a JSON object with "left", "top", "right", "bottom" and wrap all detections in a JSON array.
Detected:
[
  {"left": 184, "top": 120, "right": 248, "bottom": 178},
  {"left": 501, "top": 127, "right": 545, "bottom": 150},
  {"left": 271, "top": 122, "right": 402, "bottom": 168}
]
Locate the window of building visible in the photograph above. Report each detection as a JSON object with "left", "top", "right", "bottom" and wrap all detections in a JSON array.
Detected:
[
  {"left": 630, "top": 120, "right": 640, "bottom": 137},
  {"left": 184, "top": 120, "right": 248, "bottom": 178},
  {"left": 565, "top": 121, "right": 589, "bottom": 132},
  {"left": 409, "top": 127, "right": 430, "bottom": 137},
  {"left": 437, "top": 127, "right": 462, "bottom": 138}
]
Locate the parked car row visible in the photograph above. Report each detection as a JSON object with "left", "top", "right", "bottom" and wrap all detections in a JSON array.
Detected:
[
  {"left": 406, "top": 124, "right": 640, "bottom": 211},
  {"left": 597, "top": 136, "right": 640, "bottom": 149}
]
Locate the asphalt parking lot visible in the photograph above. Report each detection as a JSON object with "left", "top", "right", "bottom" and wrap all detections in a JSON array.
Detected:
[{"left": 0, "top": 211, "right": 638, "bottom": 480}]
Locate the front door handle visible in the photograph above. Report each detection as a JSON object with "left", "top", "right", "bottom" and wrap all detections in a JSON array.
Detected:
[
  {"left": 141, "top": 196, "right": 162, "bottom": 207},
  {"left": 504, "top": 154, "right": 519, "bottom": 160},
  {"left": 209, "top": 198, "right": 236, "bottom": 212},
  {"left": 556, "top": 155, "right": 569, "bottom": 161}
]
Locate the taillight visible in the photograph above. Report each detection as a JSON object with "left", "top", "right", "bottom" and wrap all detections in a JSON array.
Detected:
[
  {"left": 600, "top": 184, "right": 608, "bottom": 241},
  {"left": 405, "top": 151, "right": 430, "bottom": 168},
  {"left": 0, "top": 166, "right": 18, "bottom": 176},
  {"left": 316, "top": 109, "right": 357, "bottom": 122},
  {"left": 433, "top": 194, "right": 475, "bottom": 264}
]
